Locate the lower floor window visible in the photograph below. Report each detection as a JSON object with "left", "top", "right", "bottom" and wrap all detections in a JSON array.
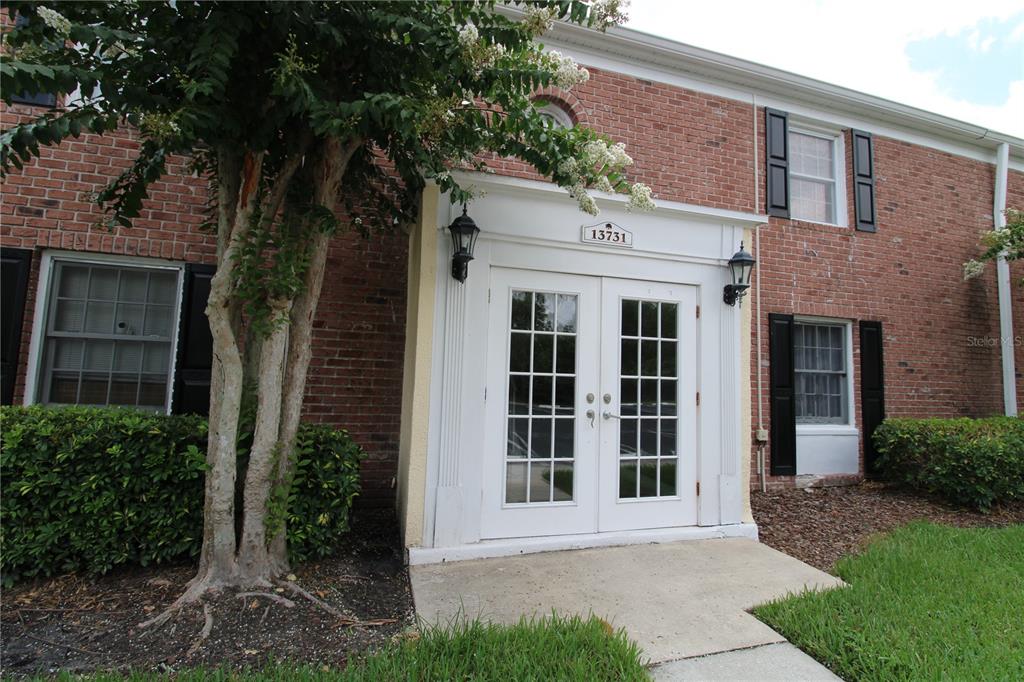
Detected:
[
  {"left": 794, "top": 321, "right": 848, "bottom": 424},
  {"left": 38, "top": 258, "right": 181, "bottom": 410}
]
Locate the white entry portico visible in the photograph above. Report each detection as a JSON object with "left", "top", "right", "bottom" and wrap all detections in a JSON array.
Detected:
[{"left": 403, "top": 174, "right": 764, "bottom": 564}]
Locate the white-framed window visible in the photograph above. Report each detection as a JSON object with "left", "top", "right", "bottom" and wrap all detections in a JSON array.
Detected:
[
  {"left": 789, "top": 126, "right": 847, "bottom": 226},
  {"left": 26, "top": 252, "right": 184, "bottom": 412},
  {"left": 793, "top": 319, "right": 852, "bottom": 425},
  {"left": 535, "top": 101, "right": 573, "bottom": 129}
]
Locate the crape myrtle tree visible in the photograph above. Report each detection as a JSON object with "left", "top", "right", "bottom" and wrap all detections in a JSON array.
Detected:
[
  {"left": 964, "top": 208, "right": 1024, "bottom": 286},
  {"left": 1, "top": 0, "right": 653, "bottom": 616}
]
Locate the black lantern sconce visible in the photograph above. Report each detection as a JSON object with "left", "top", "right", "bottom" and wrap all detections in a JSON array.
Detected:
[
  {"left": 448, "top": 206, "right": 480, "bottom": 283},
  {"left": 723, "top": 241, "right": 756, "bottom": 306}
]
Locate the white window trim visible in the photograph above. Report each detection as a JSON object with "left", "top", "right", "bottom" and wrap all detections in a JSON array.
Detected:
[
  {"left": 793, "top": 316, "right": 856, "bottom": 431},
  {"left": 23, "top": 250, "right": 186, "bottom": 414},
  {"left": 535, "top": 101, "right": 574, "bottom": 129},
  {"left": 788, "top": 121, "right": 849, "bottom": 228}
]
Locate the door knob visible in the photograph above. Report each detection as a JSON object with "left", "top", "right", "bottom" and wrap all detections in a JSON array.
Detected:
[{"left": 602, "top": 411, "right": 621, "bottom": 420}]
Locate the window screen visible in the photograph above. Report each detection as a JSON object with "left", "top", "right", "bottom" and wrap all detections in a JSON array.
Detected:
[
  {"left": 794, "top": 322, "right": 847, "bottom": 424},
  {"left": 40, "top": 261, "right": 180, "bottom": 410}
]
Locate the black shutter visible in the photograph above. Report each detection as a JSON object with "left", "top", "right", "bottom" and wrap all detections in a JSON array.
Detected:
[
  {"left": 765, "top": 108, "right": 790, "bottom": 218},
  {"left": 172, "top": 264, "right": 215, "bottom": 416},
  {"left": 1, "top": 248, "right": 32, "bottom": 405},
  {"left": 852, "top": 130, "right": 877, "bottom": 232},
  {"left": 769, "top": 313, "right": 796, "bottom": 476},
  {"left": 9, "top": 15, "right": 57, "bottom": 108},
  {"left": 859, "top": 321, "right": 885, "bottom": 476}
]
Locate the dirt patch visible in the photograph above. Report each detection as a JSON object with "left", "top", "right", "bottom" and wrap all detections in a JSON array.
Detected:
[
  {"left": 751, "top": 481, "right": 1024, "bottom": 573},
  {"left": 1, "top": 511, "right": 414, "bottom": 676}
]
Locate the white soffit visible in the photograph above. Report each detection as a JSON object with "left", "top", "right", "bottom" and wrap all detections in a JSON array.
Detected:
[{"left": 542, "top": 22, "right": 1024, "bottom": 171}]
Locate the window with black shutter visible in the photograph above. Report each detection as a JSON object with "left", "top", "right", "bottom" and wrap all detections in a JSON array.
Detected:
[
  {"left": 1, "top": 248, "right": 33, "bottom": 405},
  {"left": 768, "top": 313, "right": 797, "bottom": 475},
  {"left": 171, "top": 264, "right": 214, "bottom": 416},
  {"left": 851, "top": 130, "right": 877, "bottom": 232}
]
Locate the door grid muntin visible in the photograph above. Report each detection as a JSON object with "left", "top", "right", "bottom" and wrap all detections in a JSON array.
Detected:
[
  {"left": 617, "top": 298, "right": 679, "bottom": 499},
  {"left": 503, "top": 289, "right": 578, "bottom": 505}
]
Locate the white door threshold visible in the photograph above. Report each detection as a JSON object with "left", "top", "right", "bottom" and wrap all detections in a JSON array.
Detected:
[{"left": 407, "top": 522, "right": 759, "bottom": 565}]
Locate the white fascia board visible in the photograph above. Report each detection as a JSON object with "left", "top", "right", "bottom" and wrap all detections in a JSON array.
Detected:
[
  {"left": 541, "top": 23, "right": 1024, "bottom": 170},
  {"left": 449, "top": 171, "right": 769, "bottom": 227}
]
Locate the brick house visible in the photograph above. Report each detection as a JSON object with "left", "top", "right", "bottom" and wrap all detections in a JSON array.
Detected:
[{"left": 2, "top": 21, "right": 1021, "bottom": 562}]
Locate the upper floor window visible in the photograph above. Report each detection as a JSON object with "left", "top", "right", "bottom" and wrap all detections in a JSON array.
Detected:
[
  {"left": 536, "top": 101, "right": 573, "bottom": 129},
  {"left": 789, "top": 129, "right": 839, "bottom": 224},
  {"left": 36, "top": 258, "right": 183, "bottom": 411}
]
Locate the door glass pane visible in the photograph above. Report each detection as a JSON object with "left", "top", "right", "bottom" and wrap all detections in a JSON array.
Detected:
[
  {"left": 506, "top": 463, "right": 528, "bottom": 503},
  {"left": 510, "top": 333, "right": 531, "bottom": 372},
  {"left": 552, "top": 462, "right": 573, "bottom": 501},
  {"left": 555, "top": 294, "right": 577, "bottom": 332},
  {"left": 618, "top": 297, "right": 684, "bottom": 499},
  {"left": 505, "top": 289, "right": 577, "bottom": 504}
]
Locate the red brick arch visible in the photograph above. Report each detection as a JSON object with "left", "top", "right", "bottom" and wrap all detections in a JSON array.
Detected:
[{"left": 532, "top": 87, "right": 591, "bottom": 127}]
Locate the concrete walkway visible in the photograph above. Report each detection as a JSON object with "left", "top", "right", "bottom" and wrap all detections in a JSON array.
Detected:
[
  {"left": 410, "top": 537, "right": 843, "bottom": 674},
  {"left": 652, "top": 643, "right": 841, "bottom": 680}
]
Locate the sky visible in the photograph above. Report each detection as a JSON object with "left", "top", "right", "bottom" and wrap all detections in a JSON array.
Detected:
[{"left": 624, "top": 0, "right": 1024, "bottom": 139}]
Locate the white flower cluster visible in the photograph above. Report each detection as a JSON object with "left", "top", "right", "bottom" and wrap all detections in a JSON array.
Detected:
[
  {"left": 457, "top": 23, "right": 479, "bottom": 49},
  {"left": 581, "top": 139, "right": 632, "bottom": 170},
  {"left": 567, "top": 181, "right": 599, "bottom": 216},
  {"left": 590, "top": 0, "right": 630, "bottom": 29},
  {"left": 540, "top": 51, "right": 590, "bottom": 91},
  {"left": 962, "top": 259, "right": 985, "bottom": 281},
  {"left": 627, "top": 183, "right": 655, "bottom": 212},
  {"left": 522, "top": 5, "right": 556, "bottom": 35},
  {"left": 36, "top": 6, "right": 71, "bottom": 37}
]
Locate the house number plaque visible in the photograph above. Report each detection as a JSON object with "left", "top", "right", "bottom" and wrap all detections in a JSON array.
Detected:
[{"left": 581, "top": 221, "right": 634, "bottom": 248}]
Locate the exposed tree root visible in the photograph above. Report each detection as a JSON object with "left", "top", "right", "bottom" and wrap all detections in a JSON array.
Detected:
[
  {"left": 276, "top": 581, "right": 397, "bottom": 627},
  {"left": 185, "top": 603, "right": 214, "bottom": 657},
  {"left": 137, "top": 576, "right": 219, "bottom": 631},
  {"left": 236, "top": 592, "right": 296, "bottom": 608}
]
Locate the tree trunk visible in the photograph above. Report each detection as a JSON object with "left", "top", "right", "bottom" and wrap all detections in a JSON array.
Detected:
[
  {"left": 194, "top": 150, "right": 266, "bottom": 590},
  {"left": 236, "top": 299, "right": 292, "bottom": 583},
  {"left": 267, "top": 136, "right": 356, "bottom": 571}
]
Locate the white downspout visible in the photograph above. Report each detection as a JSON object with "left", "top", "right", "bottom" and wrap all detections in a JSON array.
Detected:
[
  {"left": 751, "top": 93, "right": 767, "bottom": 492},
  {"left": 993, "top": 142, "right": 1017, "bottom": 416}
]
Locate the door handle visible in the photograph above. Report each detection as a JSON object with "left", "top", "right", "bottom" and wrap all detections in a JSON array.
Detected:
[
  {"left": 602, "top": 411, "right": 621, "bottom": 420},
  {"left": 586, "top": 409, "right": 595, "bottom": 427}
]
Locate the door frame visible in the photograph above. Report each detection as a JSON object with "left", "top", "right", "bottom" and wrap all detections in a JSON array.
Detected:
[{"left": 419, "top": 175, "right": 760, "bottom": 553}]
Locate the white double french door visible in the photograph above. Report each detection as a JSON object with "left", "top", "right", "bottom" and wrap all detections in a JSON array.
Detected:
[{"left": 481, "top": 267, "right": 698, "bottom": 539}]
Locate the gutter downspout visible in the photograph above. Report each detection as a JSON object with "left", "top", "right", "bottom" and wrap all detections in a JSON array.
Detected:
[
  {"left": 751, "top": 93, "right": 768, "bottom": 492},
  {"left": 993, "top": 142, "right": 1017, "bottom": 416}
]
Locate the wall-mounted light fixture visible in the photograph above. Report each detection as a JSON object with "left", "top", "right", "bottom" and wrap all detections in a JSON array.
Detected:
[
  {"left": 448, "top": 206, "right": 480, "bottom": 283},
  {"left": 723, "top": 241, "right": 755, "bottom": 306}
]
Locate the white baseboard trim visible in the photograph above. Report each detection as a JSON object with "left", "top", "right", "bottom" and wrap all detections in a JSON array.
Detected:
[{"left": 407, "top": 523, "right": 760, "bottom": 566}]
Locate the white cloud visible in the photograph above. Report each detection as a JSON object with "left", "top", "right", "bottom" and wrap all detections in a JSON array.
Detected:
[{"left": 624, "top": 0, "right": 1024, "bottom": 138}]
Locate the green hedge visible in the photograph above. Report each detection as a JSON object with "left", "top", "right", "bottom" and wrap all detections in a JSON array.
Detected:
[
  {"left": 873, "top": 416, "right": 1024, "bottom": 511},
  {"left": 0, "top": 406, "right": 362, "bottom": 584}
]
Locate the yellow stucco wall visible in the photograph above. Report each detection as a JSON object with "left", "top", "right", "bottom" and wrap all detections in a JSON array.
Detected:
[{"left": 396, "top": 186, "right": 439, "bottom": 548}]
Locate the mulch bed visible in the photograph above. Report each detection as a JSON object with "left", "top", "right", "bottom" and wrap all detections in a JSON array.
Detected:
[
  {"left": 751, "top": 481, "right": 1024, "bottom": 573},
  {"left": 0, "top": 510, "right": 414, "bottom": 677}
]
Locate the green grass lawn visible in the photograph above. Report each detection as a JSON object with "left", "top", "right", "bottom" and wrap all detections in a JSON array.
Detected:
[
  {"left": 754, "top": 522, "right": 1024, "bottom": 681},
  {"left": 50, "top": 614, "right": 650, "bottom": 681}
]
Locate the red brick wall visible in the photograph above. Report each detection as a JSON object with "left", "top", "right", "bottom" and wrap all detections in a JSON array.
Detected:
[
  {"left": 750, "top": 127, "right": 1015, "bottom": 487},
  {"left": 0, "top": 103, "right": 408, "bottom": 505},
  {"left": 2, "top": 58, "right": 1017, "bottom": 501}
]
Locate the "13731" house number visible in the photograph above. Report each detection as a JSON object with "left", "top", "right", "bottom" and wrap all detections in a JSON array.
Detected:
[{"left": 581, "top": 222, "right": 634, "bottom": 248}]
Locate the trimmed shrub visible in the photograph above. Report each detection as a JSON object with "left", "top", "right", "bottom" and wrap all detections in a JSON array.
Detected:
[
  {"left": 873, "top": 416, "right": 1024, "bottom": 511},
  {"left": 0, "top": 405, "right": 363, "bottom": 584}
]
